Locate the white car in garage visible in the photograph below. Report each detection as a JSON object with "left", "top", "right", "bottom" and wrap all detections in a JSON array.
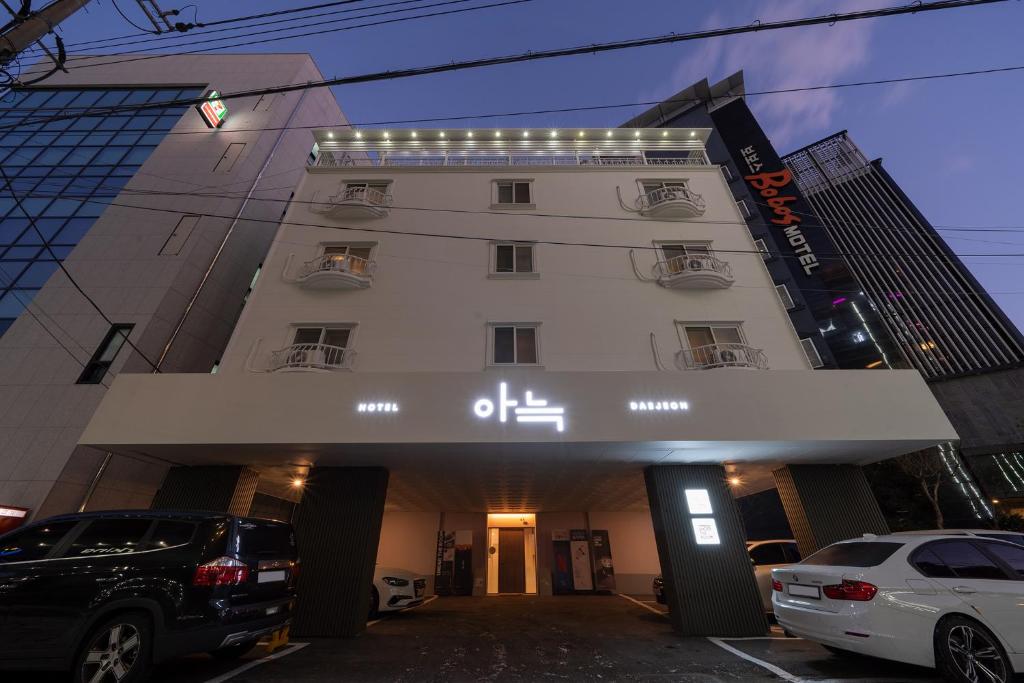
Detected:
[
  {"left": 370, "top": 567, "right": 426, "bottom": 617},
  {"left": 772, "top": 534, "right": 1024, "bottom": 683}
]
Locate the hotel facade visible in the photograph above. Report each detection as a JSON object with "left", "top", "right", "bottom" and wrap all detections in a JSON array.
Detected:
[{"left": 78, "top": 126, "right": 957, "bottom": 636}]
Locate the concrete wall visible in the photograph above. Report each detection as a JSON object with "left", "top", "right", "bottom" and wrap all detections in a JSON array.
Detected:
[
  {"left": 217, "top": 160, "right": 811, "bottom": 375},
  {"left": 589, "top": 511, "right": 660, "bottom": 595},
  {"left": 0, "top": 54, "right": 347, "bottom": 520},
  {"left": 376, "top": 511, "right": 441, "bottom": 594},
  {"left": 928, "top": 367, "right": 1024, "bottom": 455}
]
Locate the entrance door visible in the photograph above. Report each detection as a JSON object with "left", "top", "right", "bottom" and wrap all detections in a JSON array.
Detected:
[{"left": 498, "top": 528, "right": 526, "bottom": 593}]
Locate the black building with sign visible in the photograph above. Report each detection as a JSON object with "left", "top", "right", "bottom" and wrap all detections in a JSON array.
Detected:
[{"left": 623, "top": 73, "right": 903, "bottom": 373}]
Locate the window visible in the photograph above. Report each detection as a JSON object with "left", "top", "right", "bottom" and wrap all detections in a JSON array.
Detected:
[
  {"left": 801, "top": 338, "right": 825, "bottom": 368},
  {"left": 0, "top": 520, "right": 78, "bottom": 563},
  {"left": 160, "top": 214, "right": 199, "bottom": 255},
  {"left": 752, "top": 238, "right": 771, "bottom": 260},
  {"left": 146, "top": 520, "right": 196, "bottom": 550},
  {"left": 641, "top": 180, "right": 689, "bottom": 195},
  {"left": 63, "top": 518, "right": 153, "bottom": 557},
  {"left": 776, "top": 284, "right": 796, "bottom": 310},
  {"left": 982, "top": 541, "right": 1024, "bottom": 578},
  {"left": 720, "top": 164, "right": 734, "bottom": 182},
  {"left": 77, "top": 324, "right": 134, "bottom": 384},
  {"left": 749, "top": 543, "right": 786, "bottom": 566},
  {"left": 661, "top": 243, "right": 710, "bottom": 274},
  {"left": 213, "top": 142, "right": 245, "bottom": 173},
  {"left": 927, "top": 540, "right": 1008, "bottom": 580},
  {"left": 912, "top": 547, "right": 957, "bottom": 578},
  {"left": 783, "top": 543, "right": 802, "bottom": 563},
  {"left": 802, "top": 541, "right": 903, "bottom": 568},
  {"left": 979, "top": 533, "right": 1024, "bottom": 547},
  {"left": 491, "top": 324, "right": 539, "bottom": 365},
  {"left": 492, "top": 242, "right": 536, "bottom": 276},
  {"left": 683, "top": 324, "right": 744, "bottom": 350},
  {"left": 237, "top": 521, "right": 296, "bottom": 557},
  {"left": 736, "top": 199, "right": 753, "bottom": 219},
  {"left": 494, "top": 181, "right": 532, "bottom": 206},
  {"left": 293, "top": 326, "right": 351, "bottom": 349},
  {"left": 322, "top": 244, "right": 373, "bottom": 274}
]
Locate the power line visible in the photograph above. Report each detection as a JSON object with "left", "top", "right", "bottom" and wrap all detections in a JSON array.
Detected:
[
  {"left": 13, "top": 0, "right": 1010, "bottom": 103},
  {"left": 110, "top": 0, "right": 159, "bottom": 34},
  {"left": 0, "top": 165, "right": 163, "bottom": 372}
]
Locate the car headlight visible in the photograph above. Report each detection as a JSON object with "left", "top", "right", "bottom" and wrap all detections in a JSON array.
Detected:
[{"left": 382, "top": 576, "right": 409, "bottom": 587}]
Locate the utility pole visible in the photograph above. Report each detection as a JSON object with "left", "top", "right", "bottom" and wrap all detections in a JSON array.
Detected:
[{"left": 0, "top": 0, "right": 92, "bottom": 68}]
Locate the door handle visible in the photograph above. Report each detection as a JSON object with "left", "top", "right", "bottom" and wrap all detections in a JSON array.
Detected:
[{"left": 952, "top": 586, "right": 977, "bottom": 594}]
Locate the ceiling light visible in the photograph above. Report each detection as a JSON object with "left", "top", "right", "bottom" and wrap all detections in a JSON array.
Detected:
[
  {"left": 728, "top": 476, "right": 742, "bottom": 487},
  {"left": 292, "top": 478, "right": 305, "bottom": 488}
]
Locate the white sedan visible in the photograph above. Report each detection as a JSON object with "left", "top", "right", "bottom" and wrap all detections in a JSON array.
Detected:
[
  {"left": 370, "top": 566, "right": 426, "bottom": 617},
  {"left": 773, "top": 534, "right": 1024, "bottom": 683}
]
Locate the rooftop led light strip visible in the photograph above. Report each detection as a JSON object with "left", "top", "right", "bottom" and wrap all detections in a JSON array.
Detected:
[{"left": 196, "top": 90, "right": 228, "bottom": 129}]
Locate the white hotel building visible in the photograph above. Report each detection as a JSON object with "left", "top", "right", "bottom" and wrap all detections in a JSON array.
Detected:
[{"left": 80, "top": 127, "right": 956, "bottom": 636}]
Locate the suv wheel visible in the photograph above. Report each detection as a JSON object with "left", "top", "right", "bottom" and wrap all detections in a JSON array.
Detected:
[
  {"left": 936, "top": 616, "right": 1011, "bottom": 683},
  {"left": 75, "top": 613, "right": 151, "bottom": 683}
]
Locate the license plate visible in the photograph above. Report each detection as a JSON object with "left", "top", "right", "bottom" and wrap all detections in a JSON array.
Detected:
[
  {"left": 788, "top": 584, "right": 821, "bottom": 599},
  {"left": 258, "top": 570, "right": 286, "bottom": 584}
]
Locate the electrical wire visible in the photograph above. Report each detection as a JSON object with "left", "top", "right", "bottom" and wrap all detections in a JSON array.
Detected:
[
  {"left": 109, "top": 0, "right": 159, "bottom": 34},
  {"left": 13, "top": 0, "right": 1009, "bottom": 90},
  {"left": 0, "top": 166, "right": 163, "bottom": 372}
]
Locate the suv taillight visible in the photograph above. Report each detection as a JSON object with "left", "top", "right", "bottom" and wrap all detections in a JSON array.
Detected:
[
  {"left": 822, "top": 579, "right": 877, "bottom": 601},
  {"left": 771, "top": 579, "right": 783, "bottom": 592},
  {"left": 193, "top": 557, "right": 249, "bottom": 586}
]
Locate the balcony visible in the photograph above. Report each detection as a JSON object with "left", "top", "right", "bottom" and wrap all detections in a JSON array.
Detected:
[
  {"left": 655, "top": 254, "right": 733, "bottom": 289},
  {"left": 270, "top": 343, "right": 355, "bottom": 372},
  {"left": 675, "top": 343, "right": 767, "bottom": 370},
  {"left": 636, "top": 186, "right": 706, "bottom": 218},
  {"left": 311, "top": 186, "right": 392, "bottom": 218},
  {"left": 296, "top": 254, "right": 375, "bottom": 290}
]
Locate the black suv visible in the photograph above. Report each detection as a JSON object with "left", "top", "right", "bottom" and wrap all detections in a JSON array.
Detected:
[{"left": 0, "top": 510, "right": 298, "bottom": 682}]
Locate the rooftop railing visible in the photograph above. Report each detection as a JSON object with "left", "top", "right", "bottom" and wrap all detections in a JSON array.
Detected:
[{"left": 311, "top": 150, "right": 710, "bottom": 168}]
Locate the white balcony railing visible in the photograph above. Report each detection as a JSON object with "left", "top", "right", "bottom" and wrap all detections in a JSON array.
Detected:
[
  {"left": 337, "top": 185, "right": 392, "bottom": 207},
  {"left": 311, "top": 186, "right": 392, "bottom": 218},
  {"left": 636, "top": 186, "right": 707, "bottom": 217},
  {"left": 270, "top": 343, "right": 354, "bottom": 371},
  {"left": 299, "top": 254, "right": 375, "bottom": 281},
  {"left": 656, "top": 254, "right": 732, "bottom": 280},
  {"left": 675, "top": 343, "right": 768, "bottom": 370},
  {"left": 311, "top": 151, "right": 710, "bottom": 168}
]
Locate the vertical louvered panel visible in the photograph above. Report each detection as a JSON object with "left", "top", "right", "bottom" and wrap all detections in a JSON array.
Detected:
[
  {"left": 773, "top": 464, "right": 889, "bottom": 558},
  {"left": 291, "top": 467, "right": 389, "bottom": 637},
  {"left": 645, "top": 465, "right": 767, "bottom": 636},
  {"left": 151, "top": 466, "right": 257, "bottom": 515}
]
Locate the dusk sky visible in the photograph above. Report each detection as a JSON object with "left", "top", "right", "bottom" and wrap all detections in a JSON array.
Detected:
[{"left": 43, "top": 0, "right": 1024, "bottom": 329}]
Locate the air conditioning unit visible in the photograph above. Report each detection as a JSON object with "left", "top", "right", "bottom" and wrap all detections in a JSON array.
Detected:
[
  {"left": 714, "top": 347, "right": 743, "bottom": 367},
  {"left": 687, "top": 257, "right": 706, "bottom": 271},
  {"left": 287, "top": 348, "right": 325, "bottom": 368}
]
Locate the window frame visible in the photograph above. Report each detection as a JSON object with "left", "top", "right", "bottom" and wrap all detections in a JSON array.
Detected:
[
  {"left": 288, "top": 323, "right": 357, "bottom": 351},
  {"left": 752, "top": 238, "right": 772, "bottom": 260},
  {"left": 676, "top": 321, "right": 748, "bottom": 350},
  {"left": 491, "top": 179, "right": 535, "bottom": 209},
  {"left": 489, "top": 241, "right": 539, "bottom": 279},
  {"left": 736, "top": 198, "right": 753, "bottom": 219},
  {"left": 487, "top": 322, "right": 542, "bottom": 368},
  {"left": 77, "top": 323, "right": 135, "bottom": 384}
]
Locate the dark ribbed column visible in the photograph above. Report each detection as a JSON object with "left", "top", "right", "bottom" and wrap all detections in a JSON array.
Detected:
[
  {"left": 773, "top": 464, "right": 889, "bottom": 558},
  {"left": 645, "top": 464, "right": 766, "bottom": 636},
  {"left": 151, "top": 466, "right": 258, "bottom": 517},
  {"left": 291, "top": 466, "right": 389, "bottom": 637}
]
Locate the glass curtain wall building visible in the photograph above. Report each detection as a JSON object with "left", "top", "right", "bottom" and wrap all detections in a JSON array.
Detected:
[{"left": 0, "top": 87, "right": 201, "bottom": 335}]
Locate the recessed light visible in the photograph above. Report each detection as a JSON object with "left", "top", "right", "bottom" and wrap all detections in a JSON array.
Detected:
[
  {"left": 606, "top": 130, "right": 613, "bottom": 137},
  {"left": 634, "top": 131, "right": 641, "bottom": 138},
  {"left": 662, "top": 130, "right": 668, "bottom": 137},
  {"left": 439, "top": 131, "right": 446, "bottom": 138},
  {"left": 327, "top": 131, "right": 334, "bottom": 139},
  {"left": 467, "top": 131, "right": 474, "bottom": 138},
  {"left": 578, "top": 131, "right": 585, "bottom": 137},
  {"left": 354, "top": 131, "right": 362, "bottom": 139},
  {"left": 523, "top": 131, "right": 529, "bottom": 138},
  {"left": 495, "top": 131, "right": 502, "bottom": 138},
  {"left": 550, "top": 130, "right": 557, "bottom": 138},
  {"left": 292, "top": 478, "right": 305, "bottom": 488},
  {"left": 690, "top": 130, "right": 696, "bottom": 137},
  {"left": 383, "top": 131, "right": 390, "bottom": 139},
  {"left": 411, "top": 131, "right": 417, "bottom": 138}
]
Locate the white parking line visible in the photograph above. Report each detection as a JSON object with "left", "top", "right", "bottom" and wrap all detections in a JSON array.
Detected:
[
  {"left": 707, "top": 637, "right": 805, "bottom": 683},
  {"left": 618, "top": 593, "right": 669, "bottom": 616},
  {"left": 202, "top": 641, "right": 309, "bottom": 683}
]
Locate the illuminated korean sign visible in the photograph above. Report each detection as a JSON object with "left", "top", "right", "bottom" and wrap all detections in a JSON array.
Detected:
[
  {"left": 473, "top": 382, "right": 565, "bottom": 432},
  {"left": 691, "top": 518, "right": 721, "bottom": 545},
  {"left": 357, "top": 402, "right": 399, "bottom": 413},
  {"left": 685, "top": 489, "right": 713, "bottom": 515},
  {"left": 196, "top": 89, "right": 228, "bottom": 128}
]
